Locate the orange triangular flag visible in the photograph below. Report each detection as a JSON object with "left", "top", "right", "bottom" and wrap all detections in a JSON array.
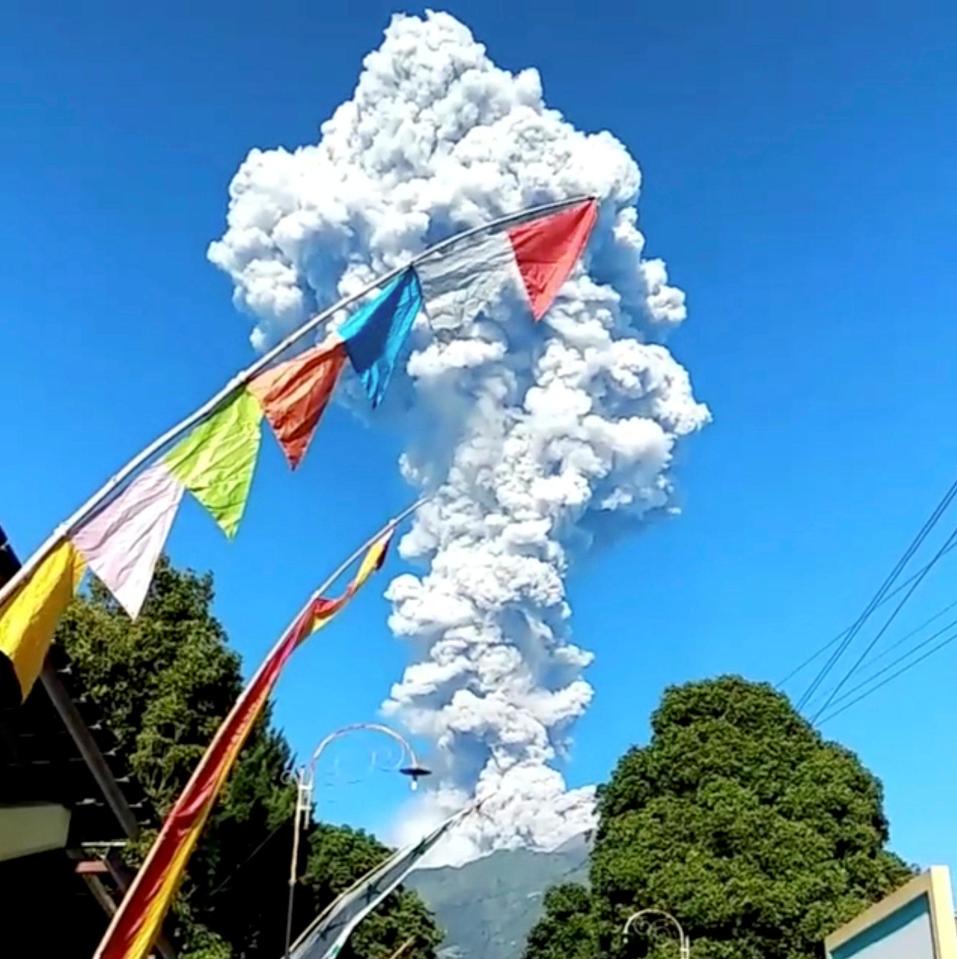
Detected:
[{"left": 247, "top": 343, "right": 346, "bottom": 469}]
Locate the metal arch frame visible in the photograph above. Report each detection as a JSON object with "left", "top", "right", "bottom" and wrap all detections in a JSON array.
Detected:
[
  {"left": 284, "top": 722, "right": 426, "bottom": 958},
  {"left": 302, "top": 722, "right": 425, "bottom": 797},
  {"left": 623, "top": 908, "right": 690, "bottom": 959}
]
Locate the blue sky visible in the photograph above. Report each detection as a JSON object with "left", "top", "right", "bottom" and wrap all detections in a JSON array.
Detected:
[{"left": 3, "top": 0, "right": 957, "bottom": 876}]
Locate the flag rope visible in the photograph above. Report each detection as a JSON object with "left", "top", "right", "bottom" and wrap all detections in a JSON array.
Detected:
[{"left": 0, "top": 195, "right": 594, "bottom": 611}]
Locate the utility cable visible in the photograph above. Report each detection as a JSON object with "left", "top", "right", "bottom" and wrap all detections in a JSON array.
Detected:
[
  {"left": 818, "top": 614, "right": 957, "bottom": 712},
  {"left": 777, "top": 541, "right": 957, "bottom": 688},
  {"left": 819, "top": 625, "right": 957, "bottom": 724},
  {"left": 209, "top": 818, "right": 289, "bottom": 897},
  {"left": 801, "top": 598, "right": 957, "bottom": 711},
  {"left": 811, "top": 523, "right": 957, "bottom": 721},
  {"left": 795, "top": 478, "right": 957, "bottom": 711}
]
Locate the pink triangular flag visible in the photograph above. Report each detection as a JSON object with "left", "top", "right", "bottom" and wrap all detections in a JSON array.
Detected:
[{"left": 71, "top": 462, "right": 184, "bottom": 619}]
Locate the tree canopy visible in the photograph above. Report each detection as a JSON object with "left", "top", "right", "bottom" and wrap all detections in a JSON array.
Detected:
[
  {"left": 57, "top": 558, "right": 442, "bottom": 959},
  {"left": 524, "top": 676, "right": 912, "bottom": 959}
]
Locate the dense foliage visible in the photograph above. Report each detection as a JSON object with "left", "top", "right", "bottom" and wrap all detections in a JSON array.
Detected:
[
  {"left": 58, "top": 558, "right": 442, "bottom": 959},
  {"left": 524, "top": 676, "right": 912, "bottom": 959}
]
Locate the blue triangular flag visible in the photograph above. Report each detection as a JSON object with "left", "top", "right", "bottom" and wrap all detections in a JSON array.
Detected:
[{"left": 339, "top": 269, "right": 423, "bottom": 408}]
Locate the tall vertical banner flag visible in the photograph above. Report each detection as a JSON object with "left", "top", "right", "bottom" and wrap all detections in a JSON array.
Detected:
[
  {"left": 94, "top": 528, "right": 394, "bottom": 959},
  {"left": 289, "top": 805, "right": 475, "bottom": 959}
]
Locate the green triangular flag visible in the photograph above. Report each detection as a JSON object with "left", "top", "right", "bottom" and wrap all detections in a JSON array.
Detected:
[{"left": 164, "top": 390, "right": 263, "bottom": 538}]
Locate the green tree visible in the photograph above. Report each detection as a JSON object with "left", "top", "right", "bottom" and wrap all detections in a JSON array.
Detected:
[
  {"left": 58, "top": 558, "right": 441, "bottom": 959},
  {"left": 524, "top": 884, "right": 597, "bottom": 959},
  {"left": 525, "top": 676, "right": 912, "bottom": 959}
]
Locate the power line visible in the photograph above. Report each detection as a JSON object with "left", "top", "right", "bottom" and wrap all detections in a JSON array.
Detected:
[
  {"left": 819, "top": 626, "right": 957, "bottom": 724},
  {"left": 796, "top": 490, "right": 957, "bottom": 709},
  {"left": 776, "top": 542, "right": 957, "bottom": 688},
  {"left": 801, "top": 598, "right": 957, "bottom": 711},
  {"left": 854, "top": 597, "right": 957, "bottom": 669},
  {"left": 818, "top": 614, "right": 957, "bottom": 711},
  {"left": 795, "top": 478, "right": 957, "bottom": 711},
  {"left": 811, "top": 523, "right": 957, "bottom": 721}
]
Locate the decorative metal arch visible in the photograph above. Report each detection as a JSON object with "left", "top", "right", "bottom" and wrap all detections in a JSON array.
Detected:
[{"left": 623, "top": 908, "right": 690, "bottom": 959}]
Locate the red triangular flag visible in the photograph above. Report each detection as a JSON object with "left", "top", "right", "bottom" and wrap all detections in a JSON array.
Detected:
[
  {"left": 507, "top": 200, "right": 598, "bottom": 321},
  {"left": 247, "top": 343, "right": 346, "bottom": 469}
]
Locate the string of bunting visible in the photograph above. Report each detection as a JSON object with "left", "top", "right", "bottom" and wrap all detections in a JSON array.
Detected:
[{"left": 0, "top": 197, "right": 598, "bottom": 705}]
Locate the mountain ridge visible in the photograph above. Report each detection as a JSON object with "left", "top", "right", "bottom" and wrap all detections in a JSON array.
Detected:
[{"left": 407, "top": 836, "right": 591, "bottom": 959}]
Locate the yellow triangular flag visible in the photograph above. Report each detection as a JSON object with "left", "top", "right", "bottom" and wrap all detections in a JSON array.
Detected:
[{"left": 0, "top": 542, "right": 85, "bottom": 702}]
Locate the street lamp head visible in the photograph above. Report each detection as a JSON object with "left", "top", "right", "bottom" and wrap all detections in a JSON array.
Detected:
[{"left": 399, "top": 765, "right": 432, "bottom": 790}]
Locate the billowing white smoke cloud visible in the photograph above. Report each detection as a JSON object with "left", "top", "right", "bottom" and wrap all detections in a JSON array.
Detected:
[{"left": 209, "top": 11, "right": 709, "bottom": 863}]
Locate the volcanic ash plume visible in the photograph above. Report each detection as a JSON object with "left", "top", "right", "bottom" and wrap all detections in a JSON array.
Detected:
[{"left": 209, "top": 11, "right": 709, "bottom": 863}]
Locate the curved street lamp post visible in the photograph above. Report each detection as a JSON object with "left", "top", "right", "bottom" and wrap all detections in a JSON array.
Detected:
[
  {"left": 284, "top": 722, "right": 430, "bottom": 958},
  {"left": 623, "top": 909, "right": 690, "bottom": 959}
]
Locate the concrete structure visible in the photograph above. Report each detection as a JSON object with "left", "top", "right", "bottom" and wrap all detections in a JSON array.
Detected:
[
  {"left": 825, "top": 867, "right": 957, "bottom": 959},
  {"left": 0, "top": 801, "right": 71, "bottom": 861}
]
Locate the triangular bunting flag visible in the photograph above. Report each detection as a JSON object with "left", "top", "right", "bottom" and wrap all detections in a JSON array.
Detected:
[
  {"left": 339, "top": 270, "right": 423, "bottom": 408},
  {"left": 247, "top": 342, "right": 346, "bottom": 469},
  {"left": 0, "top": 541, "right": 86, "bottom": 703},
  {"left": 507, "top": 199, "right": 598, "bottom": 320},
  {"left": 413, "top": 231, "right": 518, "bottom": 332},
  {"left": 415, "top": 198, "right": 598, "bottom": 328},
  {"left": 163, "top": 390, "right": 262, "bottom": 538},
  {"left": 71, "top": 462, "right": 184, "bottom": 619}
]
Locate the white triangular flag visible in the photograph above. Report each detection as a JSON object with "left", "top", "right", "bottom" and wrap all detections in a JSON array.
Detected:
[{"left": 72, "top": 462, "right": 183, "bottom": 619}]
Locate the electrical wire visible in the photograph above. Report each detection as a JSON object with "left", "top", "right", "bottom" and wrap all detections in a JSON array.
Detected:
[
  {"left": 794, "top": 478, "right": 957, "bottom": 711},
  {"left": 208, "top": 818, "right": 290, "bottom": 897},
  {"left": 801, "top": 598, "right": 957, "bottom": 712},
  {"left": 818, "top": 625, "right": 957, "bottom": 724},
  {"left": 796, "top": 494, "right": 957, "bottom": 710},
  {"left": 811, "top": 523, "right": 957, "bottom": 721},
  {"left": 776, "top": 541, "right": 957, "bottom": 688},
  {"left": 208, "top": 758, "right": 415, "bottom": 898},
  {"left": 818, "top": 614, "right": 957, "bottom": 711}
]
